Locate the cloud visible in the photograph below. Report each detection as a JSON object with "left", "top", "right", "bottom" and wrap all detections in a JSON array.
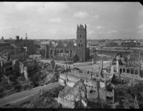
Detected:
[
  {"left": 49, "top": 18, "right": 62, "bottom": 23},
  {"left": 50, "top": 29, "right": 57, "bottom": 34},
  {"left": 96, "top": 25, "right": 102, "bottom": 29},
  {"left": 88, "top": 31, "right": 95, "bottom": 34},
  {"left": 107, "top": 30, "right": 118, "bottom": 33},
  {"left": 98, "top": 32, "right": 106, "bottom": 34},
  {"left": 94, "top": 15, "right": 99, "bottom": 19},
  {"left": 73, "top": 11, "right": 88, "bottom": 18},
  {"left": 126, "top": 29, "right": 131, "bottom": 32},
  {"left": 2, "top": 2, "right": 40, "bottom": 12},
  {"left": 138, "top": 24, "right": 143, "bottom": 28}
]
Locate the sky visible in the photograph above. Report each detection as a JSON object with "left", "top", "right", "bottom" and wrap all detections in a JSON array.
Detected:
[{"left": 0, "top": 2, "right": 143, "bottom": 40}]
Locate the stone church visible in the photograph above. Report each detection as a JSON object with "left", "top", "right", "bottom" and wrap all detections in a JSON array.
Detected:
[{"left": 45, "top": 24, "right": 90, "bottom": 62}]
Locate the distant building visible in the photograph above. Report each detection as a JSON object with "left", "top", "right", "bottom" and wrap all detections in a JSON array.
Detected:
[
  {"left": 45, "top": 24, "right": 90, "bottom": 62},
  {"left": 0, "top": 36, "right": 4, "bottom": 43},
  {"left": 8, "top": 36, "right": 36, "bottom": 61},
  {"left": 0, "top": 36, "right": 11, "bottom": 46}
]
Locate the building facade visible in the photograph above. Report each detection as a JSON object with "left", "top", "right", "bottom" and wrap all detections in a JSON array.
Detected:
[
  {"left": 76, "top": 24, "right": 87, "bottom": 62},
  {"left": 111, "top": 52, "right": 143, "bottom": 80}
]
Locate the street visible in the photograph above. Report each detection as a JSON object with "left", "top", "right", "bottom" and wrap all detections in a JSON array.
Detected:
[
  {"left": 0, "top": 82, "right": 60, "bottom": 107},
  {"left": 0, "top": 59, "right": 111, "bottom": 107},
  {"left": 39, "top": 59, "right": 111, "bottom": 71}
]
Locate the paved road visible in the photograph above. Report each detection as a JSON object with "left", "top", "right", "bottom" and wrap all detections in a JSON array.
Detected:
[
  {"left": 0, "top": 82, "right": 60, "bottom": 107},
  {"left": 40, "top": 59, "right": 111, "bottom": 72}
]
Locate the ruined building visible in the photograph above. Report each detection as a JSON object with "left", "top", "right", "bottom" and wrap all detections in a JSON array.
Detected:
[
  {"left": 111, "top": 52, "right": 143, "bottom": 81},
  {"left": 44, "top": 24, "right": 90, "bottom": 62},
  {"left": 57, "top": 79, "right": 88, "bottom": 108}
]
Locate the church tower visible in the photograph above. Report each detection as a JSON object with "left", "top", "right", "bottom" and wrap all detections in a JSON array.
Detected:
[{"left": 76, "top": 24, "right": 87, "bottom": 62}]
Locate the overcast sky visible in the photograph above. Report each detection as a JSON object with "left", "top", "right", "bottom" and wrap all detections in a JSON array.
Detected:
[{"left": 0, "top": 2, "right": 143, "bottom": 40}]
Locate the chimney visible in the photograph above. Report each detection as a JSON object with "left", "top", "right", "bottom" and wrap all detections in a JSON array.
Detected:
[{"left": 16, "top": 36, "right": 19, "bottom": 41}]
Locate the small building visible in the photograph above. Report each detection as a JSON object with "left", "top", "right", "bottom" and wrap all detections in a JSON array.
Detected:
[{"left": 0, "top": 36, "right": 4, "bottom": 43}]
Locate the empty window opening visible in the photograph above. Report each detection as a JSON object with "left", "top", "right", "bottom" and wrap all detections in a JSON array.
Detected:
[
  {"left": 120, "top": 68, "right": 122, "bottom": 74},
  {"left": 131, "top": 70, "right": 134, "bottom": 74},
  {"left": 114, "top": 67, "right": 117, "bottom": 72},
  {"left": 60, "top": 50, "right": 63, "bottom": 53},
  {"left": 123, "top": 69, "right": 125, "bottom": 73},
  {"left": 127, "top": 69, "right": 130, "bottom": 73}
]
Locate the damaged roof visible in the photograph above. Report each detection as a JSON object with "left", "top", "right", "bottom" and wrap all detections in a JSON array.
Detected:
[{"left": 48, "top": 40, "right": 76, "bottom": 49}]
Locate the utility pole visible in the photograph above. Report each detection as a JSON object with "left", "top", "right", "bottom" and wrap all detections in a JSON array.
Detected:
[
  {"left": 139, "top": 52, "right": 141, "bottom": 75},
  {"left": 97, "top": 80, "right": 101, "bottom": 107}
]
